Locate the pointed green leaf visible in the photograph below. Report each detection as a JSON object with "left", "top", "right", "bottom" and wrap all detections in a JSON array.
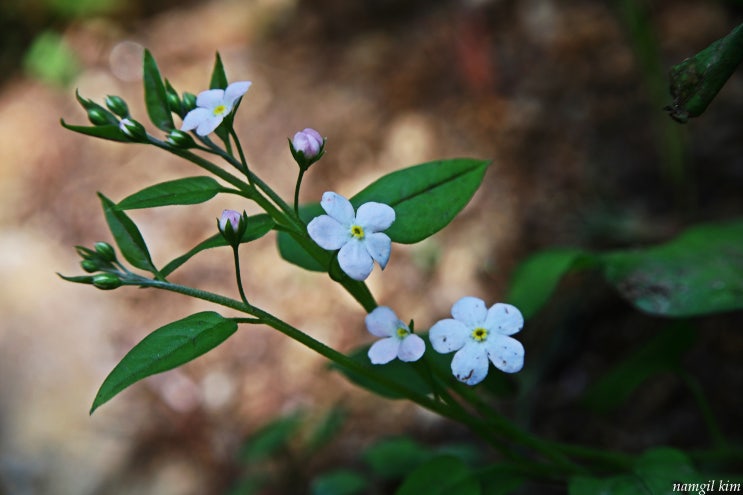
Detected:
[
  {"left": 143, "top": 49, "right": 175, "bottom": 131},
  {"left": 352, "top": 158, "right": 490, "bottom": 244},
  {"left": 160, "top": 214, "right": 274, "bottom": 277},
  {"left": 116, "top": 176, "right": 223, "bottom": 210},
  {"left": 210, "top": 52, "right": 229, "bottom": 90},
  {"left": 61, "top": 119, "right": 129, "bottom": 142},
  {"left": 99, "top": 193, "right": 157, "bottom": 274},
  {"left": 90, "top": 311, "right": 237, "bottom": 413},
  {"left": 601, "top": 220, "right": 743, "bottom": 316}
]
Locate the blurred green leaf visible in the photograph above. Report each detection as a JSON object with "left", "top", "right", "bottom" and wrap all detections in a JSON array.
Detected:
[
  {"left": 23, "top": 30, "right": 80, "bottom": 86},
  {"left": 666, "top": 23, "right": 743, "bottom": 122},
  {"left": 117, "top": 176, "right": 223, "bottom": 210},
  {"left": 143, "top": 49, "right": 175, "bottom": 131},
  {"left": 476, "top": 464, "right": 526, "bottom": 495},
  {"left": 45, "top": 0, "right": 122, "bottom": 17},
  {"left": 90, "top": 311, "right": 237, "bottom": 413},
  {"left": 310, "top": 470, "right": 367, "bottom": 495},
  {"left": 601, "top": 220, "right": 743, "bottom": 317},
  {"left": 363, "top": 437, "right": 432, "bottom": 480},
  {"left": 240, "top": 413, "right": 303, "bottom": 462},
  {"left": 583, "top": 322, "right": 696, "bottom": 414},
  {"left": 160, "top": 214, "right": 274, "bottom": 277},
  {"left": 99, "top": 193, "right": 158, "bottom": 274},
  {"left": 396, "top": 455, "right": 480, "bottom": 495},
  {"left": 305, "top": 406, "right": 347, "bottom": 453}
]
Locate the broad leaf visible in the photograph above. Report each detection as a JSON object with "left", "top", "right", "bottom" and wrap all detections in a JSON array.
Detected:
[
  {"left": 90, "top": 311, "right": 237, "bottom": 413},
  {"left": 143, "top": 49, "right": 174, "bottom": 131},
  {"left": 352, "top": 158, "right": 490, "bottom": 244},
  {"left": 396, "top": 455, "right": 480, "bottom": 495},
  {"left": 61, "top": 119, "right": 129, "bottom": 142},
  {"left": 601, "top": 220, "right": 743, "bottom": 317},
  {"left": 277, "top": 203, "right": 326, "bottom": 272},
  {"left": 117, "top": 176, "right": 223, "bottom": 210},
  {"left": 160, "top": 214, "right": 274, "bottom": 277},
  {"left": 99, "top": 193, "right": 158, "bottom": 274}
]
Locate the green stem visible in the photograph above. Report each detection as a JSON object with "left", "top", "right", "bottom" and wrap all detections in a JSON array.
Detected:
[
  {"left": 294, "top": 168, "right": 306, "bottom": 217},
  {"left": 679, "top": 370, "right": 726, "bottom": 448},
  {"left": 230, "top": 128, "right": 253, "bottom": 186},
  {"left": 232, "top": 245, "right": 250, "bottom": 307}
]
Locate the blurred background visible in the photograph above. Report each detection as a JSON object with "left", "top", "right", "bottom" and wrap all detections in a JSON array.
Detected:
[{"left": 1, "top": 0, "right": 742, "bottom": 493}]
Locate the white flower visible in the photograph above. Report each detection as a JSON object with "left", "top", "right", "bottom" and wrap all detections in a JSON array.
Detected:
[
  {"left": 366, "top": 306, "right": 425, "bottom": 364},
  {"left": 307, "top": 192, "right": 395, "bottom": 281},
  {"left": 181, "top": 81, "right": 252, "bottom": 136},
  {"left": 429, "top": 296, "right": 524, "bottom": 386}
]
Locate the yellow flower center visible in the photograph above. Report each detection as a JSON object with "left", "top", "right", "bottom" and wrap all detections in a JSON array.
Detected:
[
  {"left": 351, "top": 225, "right": 365, "bottom": 239},
  {"left": 471, "top": 327, "right": 488, "bottom": 342},
  {"left": 396, "top": 326, "right": 409, "bottom": 339},
  {"left": 213, "top": 104, "right": 227, "bottom": 116}
]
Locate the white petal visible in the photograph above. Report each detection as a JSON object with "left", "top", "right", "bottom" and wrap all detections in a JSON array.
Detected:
[
  {"left": 320, "top": 192, "right": 355, "bottom": 226},
  {"left": 224, "top": 81, "right": 252, "bottom": 106},
  {"left": 355, "top": 202, "right": 395, "bottom": 232},
  {"left": 398, "top": 334, "right": 425, "bottom": 362},
  {"left": 368, "top": 337, "right": 400, "bottom": 365},
  {"left": 485, "top": 303, "right": 524, "bottom": 336},
  {"left": 451, "top": 296, "right": 487, "bottom": 327},
  {"left": 364, "top": 233, "right": 391, "bottom": 269},
  {"left": 338, "top": 239, "right": 374, "bottom": 280},
  {"left": 451, "top": 343, "right": 490, "bottom": 385},
  {"left": 307, "top": 215, "right": 349, "bottom": 250},
  {"left": 196, "top": 88, "right": 225, "bottom": 109},
  {"left": 429, "top": 319, "right": 468, "bottom": 353},
  {"left": 485, "top": 336, "right": 524, "bottom": 373},
  {"left": 365, "top": 306, "right": 400, "bottom": 338},
  {"left": 195, "top": 114, "right": 224, "bottom": 136},
  {"left": 181, "top": 107, "right": 211, "bottom": 131}
]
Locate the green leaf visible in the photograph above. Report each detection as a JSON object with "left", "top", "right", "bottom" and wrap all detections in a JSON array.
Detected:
[
  {"left": 506, "top": 248, "right": 593, "bottom": 319},
  {"left": 239, "top": 412, "right": 303, "bottom": 462},
  {"left": 90, "top": 311, "right": 237, "bottom": 413},
  {"left": 310, "top": 470, "right": 367, "bottom": 495},
  {"left": 583, "top": 322, "right": 696, "bottom": 413},
  {"left": 210, "top": 52, "right": 229, "bottom": 90},
  {"left": 143, "top": 49, "right": 175, "bottom": 131},
  {"left": 396, "top": 455, "right": 480, "bottom": 495},
  {"left": 99, "top": 193, "right": 158, "bottom": 274},
  {"left": 160, "top": 214, "right": 274, "bottom": 277},
  {"left": 352, "top": 158, "right": 490, "bottom": 244},
  {"left": 117, "top": 176, "right": 223, "bottom": 210},
  {"left": 476, "top": 464, "right": 526, "bottom": 495},
  {"left": 666, "top": 23, "right": 743, "bottom": 123},
  {"left": 24, "top": 31, "right": 80, "bottom": 86},
  {"left": 277, "top": 203, "right": 326, "bottom": 272},
  {"left": 60, "top": 119, "right": 129, "bottom": 142},
  {"left": 363, "top": 437, "right": 432, "bottom": 480},
  {"left": 601, "top": 220, "right": 743, "bottom": 317}
]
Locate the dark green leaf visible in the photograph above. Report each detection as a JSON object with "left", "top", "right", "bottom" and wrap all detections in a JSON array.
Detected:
[
  {"left": 277, "top": 203, "right": 326, "bottom": 272},
  {"left": 363, "top": 437, "right": 432, "bottom": 479},
  {"left": 240, "top": 412, "right": 303, "bottom": 462},
  {"left": 305, "top": 406, "right": 346, "bottom": 453},
  {"left": 117, "top": 176, "right": 223, "bottom": 210},
  {"left": 506, "top": 248, "right": 593, "bottom": 319},
  {"left": 90, "top": 311, "right": 237, "bottom": 413},
  {"left": 583, "top": 322, "right": 696, "bottom": 413},
  {"left": 476, "top": 464, "right": 526, "bottom": 495},
  {"left": 666, "top": 23, "right": 743, "bottom": 123},
  {"left": 601, "top": 220, "right": 743, "bottom": 317},
  {"left": 396, "top": 455, "right": 480, "bottom": 495},
  {"left": 160, "top": 214, "right": 274, "bottom": 277},
  {"left": 210, "top": 52, "right": 229, "bottom": 90},
  {"left": 310, "top": 470, "right": 367, "bottom": 495},
  {"left": 143, "top": 49, "right": 175, "bottom": 131},
  {"left": 61, "top": 119, "right": 129, "bottom": 142},
  {"left": 352, "top": 158, "right": 490, "bottom": 244},
  {"left": 99, "top": 193, "right": 158, "bottom": 274}
]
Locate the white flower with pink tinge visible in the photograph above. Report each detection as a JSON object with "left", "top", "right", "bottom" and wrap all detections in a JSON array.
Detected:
[{"left": 181, "top": 81, "right": 251, "bottom": 136}]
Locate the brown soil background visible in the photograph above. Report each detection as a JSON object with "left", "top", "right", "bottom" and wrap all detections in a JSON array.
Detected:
[{"left": 1, "top": 1, "right": 742, "bottom": 494}]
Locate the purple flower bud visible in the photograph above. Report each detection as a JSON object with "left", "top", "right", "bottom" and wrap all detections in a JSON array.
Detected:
[
  {"left": 219, "top": 209, "right": 242, "bottom": 233},
  {"left": 292, "top": 128, "right": 324, "bottom": 159}
]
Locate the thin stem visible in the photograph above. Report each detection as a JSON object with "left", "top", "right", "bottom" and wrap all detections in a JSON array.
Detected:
[
  {"left": 232, "top": 245, "right": 250, "bottom": 307},
  {"left": 294, "top": 168, "right": 306, "bottom": 217},
  {"left": 230, "top": 128, "right": 253, "bottom": 186},
  {"left": 679, "top": 370, "right": 726, "bottom": 448}
]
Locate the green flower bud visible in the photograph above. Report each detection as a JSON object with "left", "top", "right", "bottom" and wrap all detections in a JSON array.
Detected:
[
  {"left": 118, "top": 118, "right": 148, "bottom": 142},
  {"left": 81, "top": 259, "right": 99, "bottom": 273},
  {"left": 182, "top": 92, "right": 197, "bottom": 113},
  {"left": 87, "top": 107, "right": 114, "bottom": 126},
  {"left": 92, "top": 273, "right": 123, "bottom": 290},
  {"left": 94, "top": 242, "right": 117, "bottom": 262},
  {"left": 166, "top": 129, "right": 196, "bottom": 149},
  {"left": 104, "top": 95, "right": 129, "bottom": 118}
]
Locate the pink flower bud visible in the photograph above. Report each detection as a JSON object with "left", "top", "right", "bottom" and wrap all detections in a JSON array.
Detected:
[
  {"left": 219, "top": 209, "right": 242, "bottom": 233},
  {"left": 292, "top": 128, "right": 323, "bottom": 159}
]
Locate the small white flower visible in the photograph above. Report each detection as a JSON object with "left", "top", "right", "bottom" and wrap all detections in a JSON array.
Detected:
[
  {"left": 366, "top": 306, "right": 425, "bottom": 364},
  {"left": 181, "top": 81, "right": 252, "bottom": 136},
  {"left": 430, "top": 296, "right": 524, "bottom": 386},
  {"left": 307, "top": 192, "right": 395, "bottom": 281}
]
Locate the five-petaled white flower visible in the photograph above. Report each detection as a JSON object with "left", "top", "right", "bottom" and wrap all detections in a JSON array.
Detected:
[
  {"left": 181, "top": 81, "right": 252, "bottom": 136},
  {"left": 429, "top": 296, "right": 524, "bottom": 386},
  {"left": 366, "top": 306, "right": 425, "bottom": 364},
  {"left": 307, "top": 192, "right": 395, "bottom": 281}
]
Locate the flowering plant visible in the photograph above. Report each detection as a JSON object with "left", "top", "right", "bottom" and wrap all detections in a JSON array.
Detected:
[{"left": 59, "top": 50, "right": 743, "bottom": 493}]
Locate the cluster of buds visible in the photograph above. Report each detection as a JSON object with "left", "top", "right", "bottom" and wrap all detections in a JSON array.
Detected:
[{"left": 72, "top": 242, "right": 123, "bottom": 290}]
